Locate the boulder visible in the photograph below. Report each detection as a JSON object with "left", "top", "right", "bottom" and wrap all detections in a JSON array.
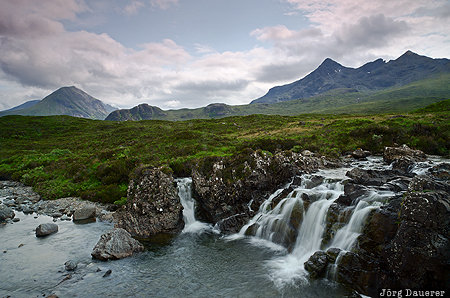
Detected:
[
  {"left": 192, "top": 149, "right": 333, "bottom": 233},
  {"left": 385, "top": 190, "right": 450, "bottom": 289},
  {"left": 383, "top": 144, "right": 426, "bottom": 164},
  {"left": 304, "top": 251, "right": 330, "bottom": 279},
  {"left": 408, "top": 175, "right": 450, "bottom": 193},
  {"left": 36, "top": 223, "right": 58, "bottom": 237},
  {"left": 335, "top": 181, "right": 450, "bottom": 296},
  {"left": 73, "top": 205, "right": 96, "bottom": 222},
  {"left": 428, "top": 163, "right": 450, "bottom": 181},
  {"left": 351, "top": 148, "right": 371, "bottom": 159},
  {"left": 91, "top": 228, "right": 144, "bottom": 261},
  {"left": 0, "top": 205, "right": 15, "bottom": 222},
  {"left": 115, "top": 167, "right": 184, "bottom": 238}
]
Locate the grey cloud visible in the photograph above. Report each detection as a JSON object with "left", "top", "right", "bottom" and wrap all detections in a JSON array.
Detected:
[
  {"left": 174, "top": 79, "right": 250, "bottom": 93},
  {"left": 335, "top": 14, "right": 410, "bottom": 49},
  {"left": 256, "top": 61, "right": 317, "bottom": 83}
]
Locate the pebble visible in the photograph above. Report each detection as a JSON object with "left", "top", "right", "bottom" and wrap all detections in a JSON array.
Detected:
[{"left": 12, "top": 218, "right": 20, "bottom": 222}]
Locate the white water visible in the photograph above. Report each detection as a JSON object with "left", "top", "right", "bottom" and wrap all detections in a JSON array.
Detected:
[
  {"left": 232, "top": 158, "right": 401, "bottom": 287},
  {"left": 176, "top": 178, "right": 211, "bottom": 233}
]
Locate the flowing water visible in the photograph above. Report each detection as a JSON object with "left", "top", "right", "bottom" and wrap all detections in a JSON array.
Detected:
[{"left": 1, "top": 156, "right": 445, "bottom": 297}]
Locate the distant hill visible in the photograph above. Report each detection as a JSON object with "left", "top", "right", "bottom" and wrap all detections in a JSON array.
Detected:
[
  {"left": 0, "top": 86, "right": 116, "bottom": 120},
  {"left": 252, "top": 50, "right": 450, "bottom": 104},
  {"left": 105, "top": 74, "right": 450, "bottom": 121},
  {"left": 105, "top": 104, "right": 167, "bottom": 121},
  {"left": 2, "top": 100, "right": 41, "bottom": 112}
]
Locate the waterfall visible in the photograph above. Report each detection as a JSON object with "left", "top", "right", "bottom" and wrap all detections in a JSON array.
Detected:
[
  {"left": 233, "top": 163, "right": 394, "bottom": 286},
  {"left": 176, "top": 178, "right": 211, "bottom": 233}
]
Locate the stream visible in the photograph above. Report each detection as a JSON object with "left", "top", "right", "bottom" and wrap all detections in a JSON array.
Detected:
[{"left": 1, "top": 156, "right": 446, "bottom": 297}]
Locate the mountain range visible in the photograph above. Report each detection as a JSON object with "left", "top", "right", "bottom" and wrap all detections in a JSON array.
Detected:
[
  {"left": 252, "top": 50, "right": 449, "bottom": 104},
  {"left": 1, "top": 51, "right": 449, "bottom": 121},
  {"left": 0, "top": 86, "right": 116, "bottom": 120},
  {"left": 107, "top": 51, "right": 450, "bottom": 121}
]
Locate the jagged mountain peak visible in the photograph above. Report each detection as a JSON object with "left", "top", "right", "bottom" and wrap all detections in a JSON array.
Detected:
[
  {"left": 251, "top": 51, "right": 449, "bottom": 104},
  {"left": 316, "top": 58, "right": 344, "bottom": 71}
]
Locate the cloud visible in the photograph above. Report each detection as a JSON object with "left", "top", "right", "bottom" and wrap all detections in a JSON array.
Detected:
[
  {"left": 124, "top": 1, "right": 145, "bottom": 15},
  {"left": 0, "top": 0, "right": 449, "bottom": 111},
  {"left": 150, "top": 0, "right": 178, "bottom": 10}
]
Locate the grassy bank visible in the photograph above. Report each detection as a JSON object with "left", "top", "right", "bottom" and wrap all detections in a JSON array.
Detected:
[{"left": 0, "top": 105, "right": 448, "bottom": 203}]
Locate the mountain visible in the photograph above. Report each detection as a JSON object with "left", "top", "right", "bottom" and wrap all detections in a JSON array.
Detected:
[
  {"left": 251, "top": 51, "right": 450, "bottom": 104},
  {"left": 106, "top": 103, "right": 234, "bottom": 121},
  {"left": 2, "top": 100, "right": 41, "bottom": 112},
  {"left": 106, "top": 104, "right": 167, "bottom": 121},
  {"left": 0, "top": 86, "right": 116, "bottom": 119},
  {"left": 105, "top": 73, "right": 450, "bottom": 121}
]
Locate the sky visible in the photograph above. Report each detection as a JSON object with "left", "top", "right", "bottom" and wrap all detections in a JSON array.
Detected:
[{"left": 0, "top": 0, "right": 449, "bottom": 110}]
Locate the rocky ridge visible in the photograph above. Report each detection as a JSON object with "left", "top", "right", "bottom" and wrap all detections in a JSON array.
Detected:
[
  {"left": 192, "top": 149, "right": 341, "bottom": 233},
  {"left": 304, "top": 146, "right": 449, "bottom": 296}
]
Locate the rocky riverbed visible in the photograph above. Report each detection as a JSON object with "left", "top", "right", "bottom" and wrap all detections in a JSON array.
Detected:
[{"left": 1, "top": 145, "right": 448, "bottom": 297}]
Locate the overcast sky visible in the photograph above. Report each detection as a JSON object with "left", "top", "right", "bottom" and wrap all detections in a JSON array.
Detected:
[{"left": 0, "top": 0, "right": 449, "bottom": 110}]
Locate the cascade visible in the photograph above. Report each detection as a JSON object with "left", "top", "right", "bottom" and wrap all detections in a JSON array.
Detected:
[
  {"left": 234, "top": 158, "right": 398, "bottom": 286},
  {"left": 176, "top": 178, "right": 211, "bottom": 233}
]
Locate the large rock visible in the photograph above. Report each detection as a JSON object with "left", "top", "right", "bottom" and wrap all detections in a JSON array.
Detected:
[
  {"left": 385, "top": 190, "right": 450, "bottom": 289},
  {"left": 36, "top": 223, "right": 58, "bottom": 237},
  {"left": 0, "top": 205, "right": 15, "bottom": 222},
  {"left": 383, "top": 144, "right": 426, "bottom": 164},
  {"left": 91, "top": 228, "right": 144, "bottom": 261},
  {"left": 351, "top": 148, "right": 371, "bottom": 160},
  {"left": 73, "top": 205, "right": 96, "bottom": 222},
  {"left": 334, "top": 175, "right": 450, "bottom": 296},
  {"left": 192, "top": 149, "right": 335, "bottom": 233},
  {"left": 304, "top": 251, "right": 330, "bottom": 278},
  {"left": 115, "top": 167, "right": 184, "bottom": 239}
]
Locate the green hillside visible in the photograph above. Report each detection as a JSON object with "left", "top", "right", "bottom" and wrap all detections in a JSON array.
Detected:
[{"left": 107, "top": 74, "right": 450, "bottom": 121}]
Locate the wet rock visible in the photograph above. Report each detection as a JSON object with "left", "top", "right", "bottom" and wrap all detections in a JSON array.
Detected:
[
  {"left": 35, "top": 223, "right": 58, "bottom": 237},
  {"left": 428, "top": 163, "right": 450, "bottom": 181},
  {"left": 115, "top": 167, "right": 184, "bottom": 238},
  {"left": 270, "top": 186, "right": 295, "bottom": 209},
  {"left": 73, "top": 206, "right": 96, "bottom": 222},
  {"left": 408, "top": 175, "right": 450, "bottom": 193},
  {"left": 12, "top": 217, "right": 20, "bottom": 222},
  {"left": 383, "top": 144, "right": 426, "bottom": 164},
  {"left": 385, "top": 177, "right": 411, "bottom": 192},
  {"left": 91, "top": 228, "right": 144, "bottom": 261},
  {"left": 215, "top": 214, "right": 249, "bottom": 234},
  {"left": 351, "top": 148, "right": 371, "bottom": 160},
  {"left": 336, "top": 180, "right": 450, "bottom": 296},
  {"left": 304, "top": 251, "right": 330, "bottom": 279},
  {"left": 335, "top": 252, "right": 384, "bottom": 295},
  {"left": 336, "top": 183, "right": 368, "bottom": 206},
  {"left": 0, "top": 205, "right": 15, "bottom": 222},
  {"left": 60, "top": 214, "right": 71, "bottom": 221},
  {"left": 346, "top": 168, "right": 386, "bottom": 186},
  {"left": 325, "top": 247, "right": 342, "bottom": 263},
  {"left": 22, "top": 205, "right": 34, "bottom": 214},
  {"left": 103, "top": 269, "right": 112, "bottom": 277},
  {"left": 192, "top": 149, "right": 332, "bottom": 232},
  {"left": 64, "top": 260, "right": 77, "bottom": 271},
  {"left": 3, "top": 199, "right": 16, "bottom": 207}
]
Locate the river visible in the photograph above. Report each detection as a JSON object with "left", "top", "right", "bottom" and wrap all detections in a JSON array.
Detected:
[{"left": 1, "top": 156, "right": 445, "bottom": 297}]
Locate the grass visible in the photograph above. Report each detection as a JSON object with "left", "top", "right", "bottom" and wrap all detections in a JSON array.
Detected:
[{"left": 0, "top": 105, "right": 449, "bottom": 204}]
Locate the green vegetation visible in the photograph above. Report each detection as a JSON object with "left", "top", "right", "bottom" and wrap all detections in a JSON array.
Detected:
[{"left": 1, "top": 103, "right": 449, "bottom": 203}]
